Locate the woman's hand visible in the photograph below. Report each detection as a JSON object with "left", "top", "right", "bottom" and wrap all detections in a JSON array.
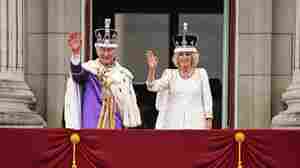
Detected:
[
  {"left": 206, "top": 118, "right": 213, "bottom": 129},
  {"left": 146, "top": 50, "right": 158, "bottom": 69}
]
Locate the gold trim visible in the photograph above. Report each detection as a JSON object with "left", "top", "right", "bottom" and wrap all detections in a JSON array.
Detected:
[
  {"left": 97, "top": 98, "right": 106, "bottom": 128},
  {"left": 109, "top": 97, "right": 115, "bottom": 128},
  {"left": 235, "top": 132, "right": 246, "bottom": 168},
  {"left": 97, "top": 96, "right": 116, "bottom": 128}
]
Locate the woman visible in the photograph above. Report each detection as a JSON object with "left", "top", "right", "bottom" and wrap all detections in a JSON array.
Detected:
[{"left": 145, "top": 22, "right": 213, "bottom": 129}]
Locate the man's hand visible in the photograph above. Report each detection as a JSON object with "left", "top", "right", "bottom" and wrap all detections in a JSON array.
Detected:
[{"left": 68, "top": 32, "right": 82, "bottom": 56}]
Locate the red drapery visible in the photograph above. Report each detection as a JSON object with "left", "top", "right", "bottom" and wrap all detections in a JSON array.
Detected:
[{"left": 0, "top": 128, "right": 299, "bottom": 168}]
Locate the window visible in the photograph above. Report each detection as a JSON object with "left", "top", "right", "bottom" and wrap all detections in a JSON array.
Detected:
[{"left": 80, "top": 4, "right": 229, "bottom": 129}]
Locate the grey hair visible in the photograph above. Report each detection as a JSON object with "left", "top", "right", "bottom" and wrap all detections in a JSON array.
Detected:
[{"left": 172, "top": 49, "right": 200, "bottom": 68}]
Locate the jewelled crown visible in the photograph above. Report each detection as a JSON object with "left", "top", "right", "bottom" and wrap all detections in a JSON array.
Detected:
[
  {"left": 173, "top": 22, "right": 198, "bottom": 53},
  {"left": 94, "top": 18, "right": 118, "bottom": 48}
]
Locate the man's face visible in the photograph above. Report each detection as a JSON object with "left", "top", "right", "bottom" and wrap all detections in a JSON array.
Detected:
[{"left": 96, "top": 47, "right": 116, "bottom": 66}]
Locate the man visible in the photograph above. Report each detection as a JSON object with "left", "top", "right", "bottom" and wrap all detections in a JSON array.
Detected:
[{"left": 64, "top": 18, "right": 141, "bottom": 129}]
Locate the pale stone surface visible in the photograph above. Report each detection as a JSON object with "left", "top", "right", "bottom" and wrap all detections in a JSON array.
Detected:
[
  {"left": 239, "top": 0, "right": 272, "bottom": 33},
  {"left": 270, "top": 34, "right": 294, "bottom": 119},
  {"left": 239, "top": 76, "right": 271, "bottom": 128},
  {"left": 272, "top": 71, "right": 300, "bottom": 127},
  {"left": 239, "top": 34, "right": 272, "bottom": 75},
  {"left": 27, "top": 0, "right": 48, "bottom": 33},
  {"left": 271, "top": 35, "right": 293, "bottom": 75},
  {"left": 238, "top": 76, "right": 253, "bottom": 128},
  {"left": 272, "top": 0, "right": 296, "bottom": 34},
  {"left": 24, "top": 74, "right": 47, "bottom": 119},
  {"left": 46, "top": 75, "right": 67, "bottom": 128},
  {"left": 253, "top": 76, "right": 271, "bottom": 127},
  {"left": 0, "top": 79, "right": 46, "bottom": 127},
  {"left": 0, "top": 0, "right": 45, "bottom": 127},
  {"left": 47, "top": 0, "right": 65, "bottom": 33},
  {"left": 271, "top": 76, "right": 292, "bottom": 117},
  {"left": 47, "top": 34, "right": 70, "bottom": 74},
  {"left": 236, "top": 0, "right": 300, "bottom": 128},
  {"left": 23, "top": 0, "right": 81, "bottom": 127},
  {"left": 64, "top": 0, "right": 81, "bottom": 32},
  {"left": 26, "top": 35, "right": 48, "bottom": 74},
  {"left": 237, "top": 0, "right": 272, "bottom": 128},
  {"left": 271, "top": 0, "right": 300, "bottom": 128}
]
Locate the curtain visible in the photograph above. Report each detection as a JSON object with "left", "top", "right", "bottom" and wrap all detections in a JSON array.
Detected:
[{"left": 1, "top": 128, "right": 300, "bottom": 168}]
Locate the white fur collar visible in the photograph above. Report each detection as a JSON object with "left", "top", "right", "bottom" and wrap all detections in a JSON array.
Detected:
[{"left": 81, "top": 59, "right": 134, "bottom": 80}]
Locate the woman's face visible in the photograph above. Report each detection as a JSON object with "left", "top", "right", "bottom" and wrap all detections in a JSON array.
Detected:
[
  {"left": 177, "top": 52, "right": 193, "bottom": 71},
  {"left": 96, "top": 47, "right": 116, "bottom": 66}
]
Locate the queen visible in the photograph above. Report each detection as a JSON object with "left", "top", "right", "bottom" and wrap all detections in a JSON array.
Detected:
[{"left": 145, "top": 22, "right": 213, "bottom": 129}]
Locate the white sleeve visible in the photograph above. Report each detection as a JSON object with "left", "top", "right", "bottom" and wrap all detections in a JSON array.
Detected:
[
  {"left": 146, "top": 69, "right": 171, "bottom": 92},
  {"left": 64, "top": 76, "right": 82, "bottom": 129},
  {"left": 201, "top": 68, "right": 213, "bottom": 119},
  {"left": 70, "top": 54, "right": 80, "bottom": 65}
]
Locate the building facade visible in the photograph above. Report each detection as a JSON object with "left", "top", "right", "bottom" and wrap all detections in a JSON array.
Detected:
[{"left": 1, "top": 0, "right": 299, "bottom": 128}]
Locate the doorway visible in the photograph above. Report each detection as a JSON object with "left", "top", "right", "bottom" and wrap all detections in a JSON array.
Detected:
[{"left": 83, "top": 4, "right": 229, "bottom": 129}]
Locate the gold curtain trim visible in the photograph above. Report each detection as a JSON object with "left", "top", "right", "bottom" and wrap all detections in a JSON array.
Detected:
[
  {"left": 70, "top": 133, "right": 80, "bottom": 168},
  {"left": 235, "top": 132, "right": 246, "bottom": 168}
]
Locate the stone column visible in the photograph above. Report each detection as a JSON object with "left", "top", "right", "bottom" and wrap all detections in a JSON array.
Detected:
[
  {"left": 238, "top": 0, "right": 272, "bottom": 128},
  {"left": 0, "top": 0, "right": 45, "bottom": 127},
  {"left": 271, "top": 0, "right": 300, "bottom": 128},
  {"left": 115, "top": 14, "right": 125, "bottom": 63}
]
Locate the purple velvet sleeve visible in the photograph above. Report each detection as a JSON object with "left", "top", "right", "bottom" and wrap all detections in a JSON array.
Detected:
[{"left": 70, "top": 62, "right": 89, "bottom": 83}]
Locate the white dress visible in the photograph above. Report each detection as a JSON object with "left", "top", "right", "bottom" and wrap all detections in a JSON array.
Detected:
[{"left": 146, "top": 68, "right": 213, "bottom": 129}]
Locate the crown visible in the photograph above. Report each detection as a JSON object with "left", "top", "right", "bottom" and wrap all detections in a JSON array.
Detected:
[
  {"left": 173, "top": 22, "right": 198, "bottom": 53},
  {"left": 94, "top": 18, "right": 118, "bottom": 48}
]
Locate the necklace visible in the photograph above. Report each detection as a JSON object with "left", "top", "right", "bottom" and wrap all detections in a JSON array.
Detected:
[{"left": 179, "top": 69, "right": 194, "bottom": 79}]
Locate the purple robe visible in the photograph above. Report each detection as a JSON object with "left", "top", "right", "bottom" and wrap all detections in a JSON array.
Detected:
[{"left": 71, "top": 62, "right": 122, "bottom": 128}]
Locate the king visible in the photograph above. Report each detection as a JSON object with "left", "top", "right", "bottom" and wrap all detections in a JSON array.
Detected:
[{"left": 64, "top": 18, "right": 141, "bottom": 129}]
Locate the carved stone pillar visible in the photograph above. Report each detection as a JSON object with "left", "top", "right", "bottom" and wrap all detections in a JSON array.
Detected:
[
  {"left": 0, "top": 0, "right": 45, "bottom": 127},
  {"left": 271, "top": 0, "right": 300, "bottom": 128}
]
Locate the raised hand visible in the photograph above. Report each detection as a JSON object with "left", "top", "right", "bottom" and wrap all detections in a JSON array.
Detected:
[
  {"left": 146, "top": 50, "right": 158, "bottom": 69},
  {"left": 68, "top": 32, "right": 82, "bottom": 56}
]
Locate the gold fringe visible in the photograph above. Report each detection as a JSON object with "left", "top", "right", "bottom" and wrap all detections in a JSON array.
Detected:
[
  {"left": 97, "top": 96, "right": 115, "bottom": 128},
  {"left": 110, "top": 97, "right": 115, "bottom": 128},
  {"left": 97, "top": 98, "right": 106, "bottom": 128}
]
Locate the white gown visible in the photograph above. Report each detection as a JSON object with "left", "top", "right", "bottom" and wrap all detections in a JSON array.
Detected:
[{"left": 146, "top": 68, "right": 213, "bottom": 129}]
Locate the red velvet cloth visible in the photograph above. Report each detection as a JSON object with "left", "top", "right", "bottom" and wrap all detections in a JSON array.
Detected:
[{"left": 0, "top": 128, "right": 300, "bottom": 168}]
